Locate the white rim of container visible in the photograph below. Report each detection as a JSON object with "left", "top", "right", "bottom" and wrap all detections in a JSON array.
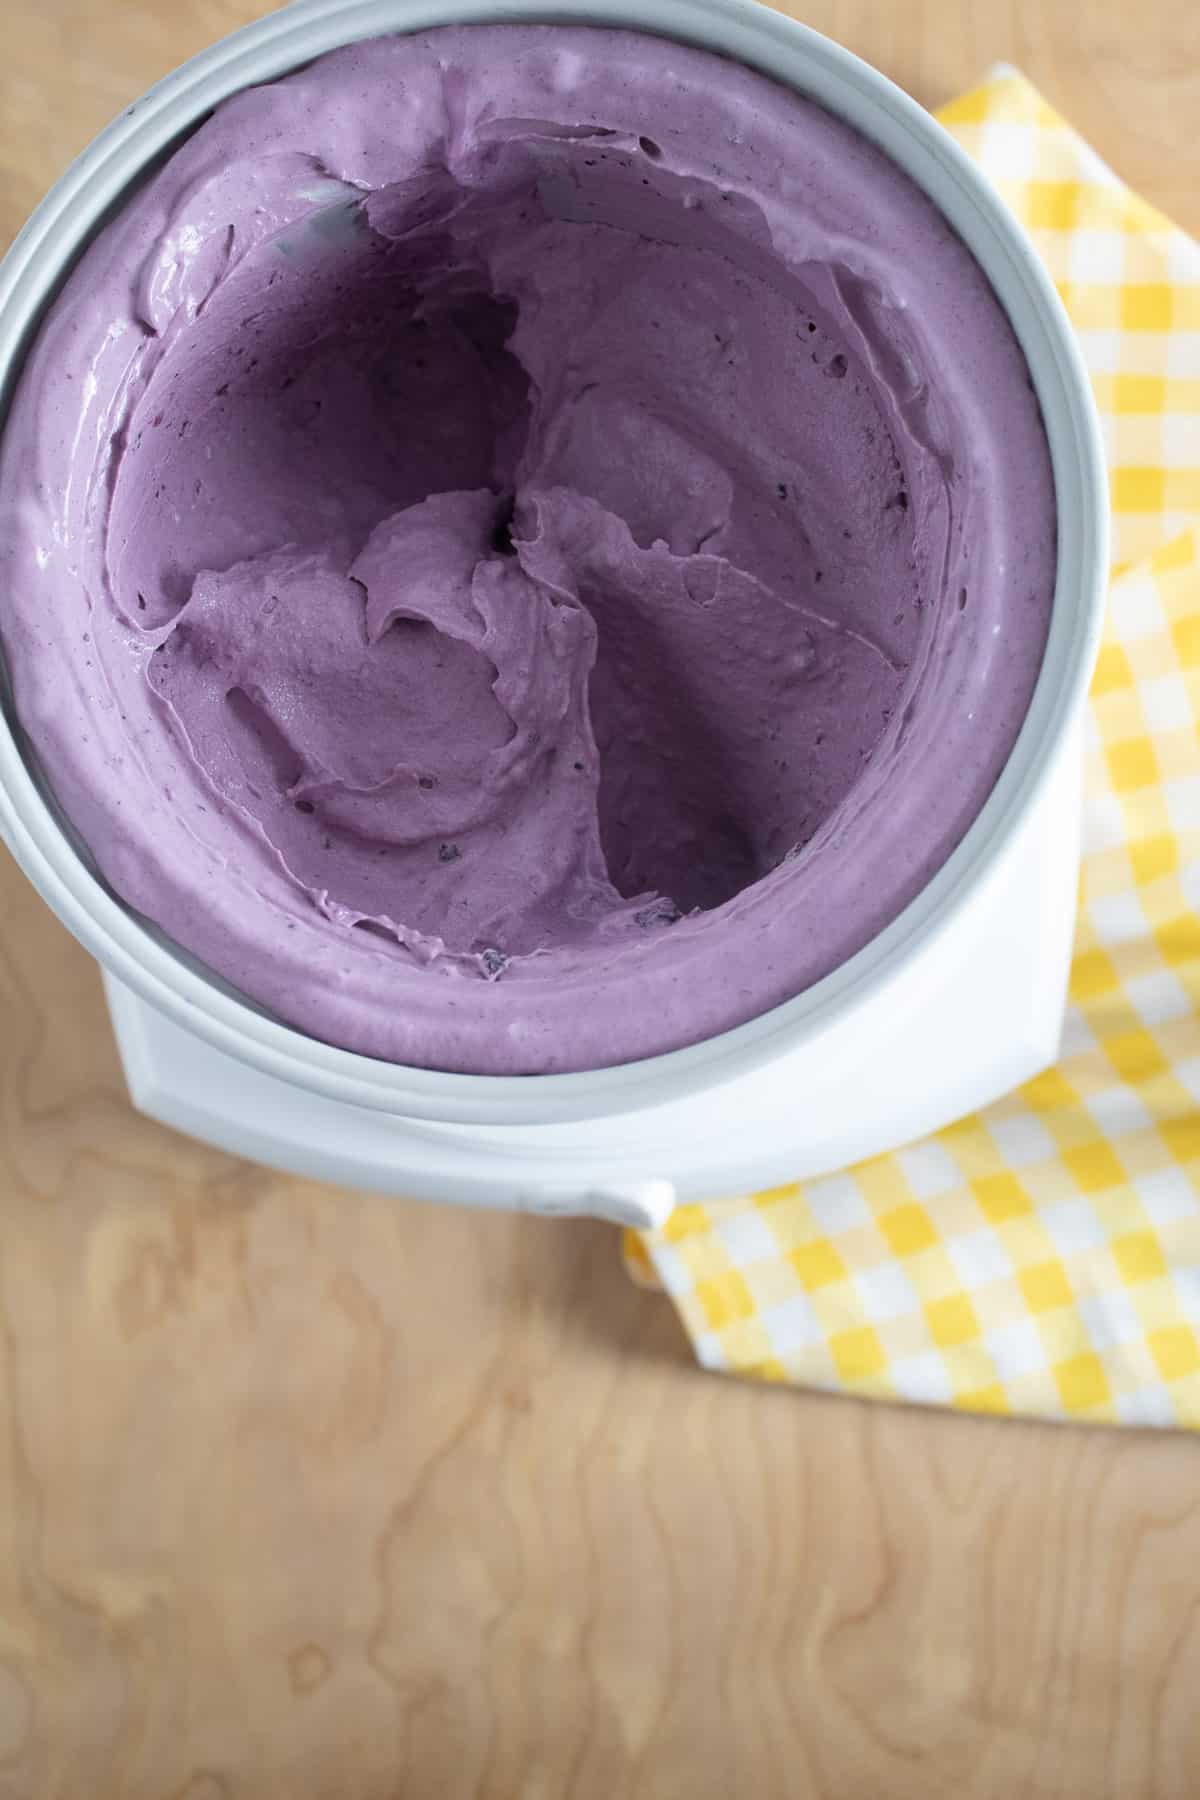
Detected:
[{"left": 0, "top": 0, "right": 1108, "bottom": 1125}]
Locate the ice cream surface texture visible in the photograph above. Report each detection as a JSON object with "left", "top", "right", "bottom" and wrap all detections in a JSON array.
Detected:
[{"left": 0, "top": 25, "right": 1056, "bottom": 1073}]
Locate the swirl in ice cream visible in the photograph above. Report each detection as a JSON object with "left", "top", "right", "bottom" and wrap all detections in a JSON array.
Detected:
[{"left": 0, "top": 26, "right": 1056, "bottom": 1072}]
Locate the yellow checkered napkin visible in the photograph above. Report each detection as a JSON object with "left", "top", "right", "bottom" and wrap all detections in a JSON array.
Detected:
[{"left": 626, "top": 71, "right": 1200, "bottom": 1427}]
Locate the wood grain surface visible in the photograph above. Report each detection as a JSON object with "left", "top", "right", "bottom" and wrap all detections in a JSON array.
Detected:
[{"left": 2, "top": 3, "right": 1199, "bottom": 1796}]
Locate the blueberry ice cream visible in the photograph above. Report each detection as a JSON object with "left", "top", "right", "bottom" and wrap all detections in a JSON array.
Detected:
[{"left": 0, "top": 26, "right": 1056, "bottom": 1073}]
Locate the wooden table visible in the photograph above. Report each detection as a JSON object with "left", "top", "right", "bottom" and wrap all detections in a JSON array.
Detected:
[{"left": 1, "top": 3, "right": 1198, "bottom": 1795}]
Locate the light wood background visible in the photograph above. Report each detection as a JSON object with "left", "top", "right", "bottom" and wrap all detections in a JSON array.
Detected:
[{"left": 2, "top": 3, "right": 1199, "bottom": 1796}]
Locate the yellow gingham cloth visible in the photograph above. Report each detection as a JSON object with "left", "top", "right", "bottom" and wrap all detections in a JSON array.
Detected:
[{"left": 626, "top": 70, "right": 1200, "bottom": 1427}]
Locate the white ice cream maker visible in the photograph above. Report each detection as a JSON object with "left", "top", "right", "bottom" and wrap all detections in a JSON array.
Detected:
[{"left": 0, "top": 0, "right": 1108, "bottom": 1230}]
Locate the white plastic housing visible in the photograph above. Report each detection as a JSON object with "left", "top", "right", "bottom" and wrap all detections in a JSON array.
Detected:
[{"left": 0, "top": 0, "right": 1108, "bottom": 1225}]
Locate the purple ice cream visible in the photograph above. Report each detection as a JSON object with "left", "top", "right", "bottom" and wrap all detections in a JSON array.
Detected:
[{"left": 0, "top": 25, "right": 1056, "bottom": 1073}]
